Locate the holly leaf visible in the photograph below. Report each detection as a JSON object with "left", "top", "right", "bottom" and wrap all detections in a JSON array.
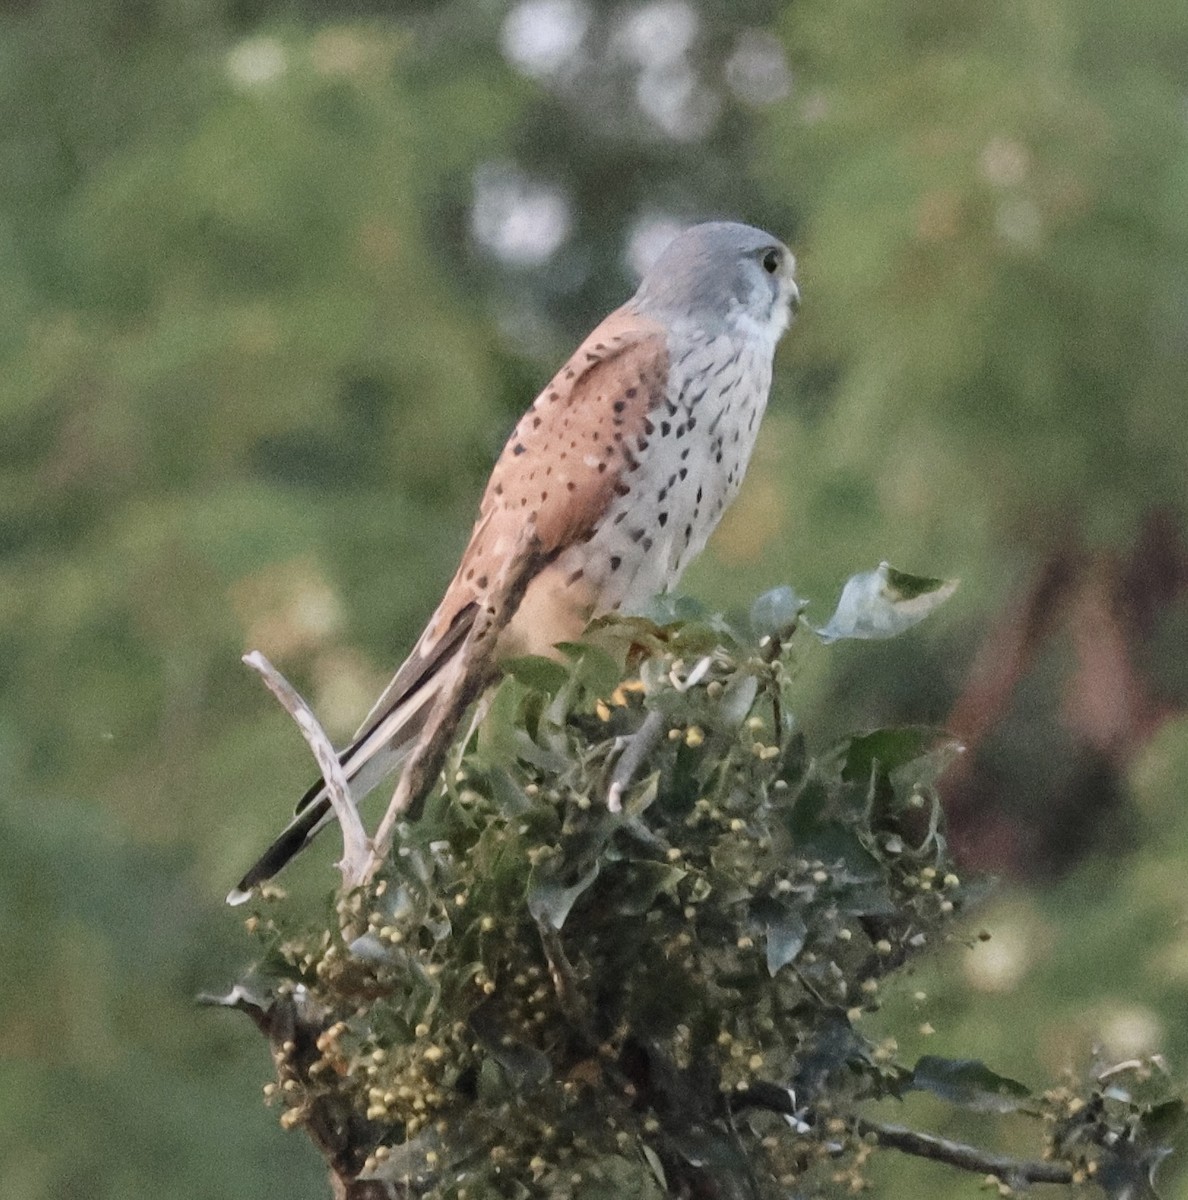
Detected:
[
  {"left": 750, "top": 585, "right": 807, "bottom": 641},
  {"left": 909, "top": 1056, "right": 1031, "bottom": 1114},
  {"left": 764, "top": 910, "right": 808, "bottom": 976},
  {"left": 815, "top": 563, "right": 957, "bottom": 644},
  {"left": 527, "top": 861, "right": 600, "bottom": 930}
]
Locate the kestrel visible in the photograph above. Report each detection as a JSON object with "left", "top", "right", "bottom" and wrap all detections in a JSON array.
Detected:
[{"left": 229, "top": 221, "right": 799, "bottom": 903}]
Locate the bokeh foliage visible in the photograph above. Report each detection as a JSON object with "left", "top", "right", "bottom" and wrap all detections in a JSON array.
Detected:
[{"left": 2, "top": 0, "right": 1186, "bottom": 1197}]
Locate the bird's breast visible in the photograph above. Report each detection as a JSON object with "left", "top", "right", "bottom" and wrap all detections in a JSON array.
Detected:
[{"left": 554, "top": 329, "right": 773, "bottom": 616}]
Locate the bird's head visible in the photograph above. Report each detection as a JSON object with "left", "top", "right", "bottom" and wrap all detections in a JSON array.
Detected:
[{"left": 632, "top": 221, "right": 799, "bottom": 347}]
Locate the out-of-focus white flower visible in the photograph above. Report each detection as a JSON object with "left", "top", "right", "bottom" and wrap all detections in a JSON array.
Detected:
[
  {"left": 636, "top": 63, "right": 719, "bottom": 140},
  {"left": 472, "top": 163, "right": 571, "bottom": 267},
  {"left": 226, "top": 36, "right": 288, "bottom": 90},
  {"left": 501, "top": 0, "right": 591, "bottom": 79},
  {"left": 617, "top": 0, "right": 698, "bottom": 68},
  {"left": 725, "top": 30, "right": 792, "bottom": 106},
  {"left": 625, "top": 214, "right": 686, "bottom": 278}
]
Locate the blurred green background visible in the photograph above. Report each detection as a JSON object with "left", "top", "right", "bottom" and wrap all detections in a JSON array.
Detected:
[{"left": 2, "top": 0, "right": 1187, "bottom": 1195}]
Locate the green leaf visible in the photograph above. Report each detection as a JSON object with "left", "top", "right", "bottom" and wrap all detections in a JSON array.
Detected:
[
  {"left": 909, "top": 1056, "right": 1031, "bottom": 1113},
  {"left": 527, "top": 860, "right": 600, "bottom": 930},
  {"left": 815, "top": 563, "right": 958, "bottom": 643},
  {"left": 750, "top": 585, "right": 806, "bottom": 639},
  {"left": 717, "top": 674, "right": 760, "bottom": 729},
  {"left": 1097, "top": 1147, "right": 1170, "bottom": 1200},
  {"left": 502, "top": 654, "right": 570, "bottom": 695},
  {"left": 765, "top": 910, "right": 808, "bottom": 976},
  {"left": 641, "top": 1143, "right": 667, "bottom": 1191},
  {"left": 839, "top": 727, "right": 951, "bottom": 786},
  {"left": 635, "top": 593, "right": 707, "bottom": 625},
  {"left": 750, "top": 585, "right": 807, "bottom": 640},
  {"left": 608, "top": 860, "right": 687, "bottom": 917},
  {"left": 1141, "top": 1099, "right": 1186, "bottom": 1144},
  {"left": 470, "top": 1007, "right": 553, "bottom": 1092},
  {"left": 555, "top": 640, "right": 625, "bottom": 698}
]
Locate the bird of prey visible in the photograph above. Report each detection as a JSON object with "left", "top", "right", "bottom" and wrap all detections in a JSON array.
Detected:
[{"left": 228, "top": 221, "right": 799, "bottom": 904}]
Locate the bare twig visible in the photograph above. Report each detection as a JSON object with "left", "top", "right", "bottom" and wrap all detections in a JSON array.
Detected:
[
  {"left": 242, "top": 650, "right": 372, "bottom": 892},
  {"left": 855, "top": 1117, "right": 1073, "bottom": 1186},
  {"left": 364, "top": 524, "right": 548, "bottom": 880}
]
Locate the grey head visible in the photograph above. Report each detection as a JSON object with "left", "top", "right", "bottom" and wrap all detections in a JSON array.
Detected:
[{"left": 631, "top": 221, "right": 799, "bottom": 345}]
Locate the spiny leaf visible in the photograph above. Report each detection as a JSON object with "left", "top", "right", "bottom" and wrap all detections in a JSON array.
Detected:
[
  {"left": 764, "top": 910, "right": 808, "bottom": 976},
  {"left": 750, "top": 585, "right": 807, "bottom": 640},
  {"left": 815, "top": 562, "right": 958, "bottom": 643},
  {"left": 527, "top": 860, "right": 600, "bottom": 930},
  {"left": 909, "top": 1056, "right": 1032, "bottom": 1113}
]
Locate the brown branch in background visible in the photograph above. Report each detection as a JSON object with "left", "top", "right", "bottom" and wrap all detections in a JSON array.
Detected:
[
  {"left": 855, "top": 1118, "right": 1073, "bottom": 1186},
  {"left": 364, "top": 523, "right": 548, "bottom": 880},
  {"left": 941, "top": 507, "right": 1188, "bottom": 877},
  {"left": 944, "top": 548, "right": 1081, "bottom": 760},
  {"left": 242, "top": 650, "right": 372, "bottom": 892}
]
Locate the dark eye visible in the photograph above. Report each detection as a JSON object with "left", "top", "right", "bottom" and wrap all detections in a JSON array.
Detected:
[{"left": 761, "top": 248, "right": 781, "bottom": 274}]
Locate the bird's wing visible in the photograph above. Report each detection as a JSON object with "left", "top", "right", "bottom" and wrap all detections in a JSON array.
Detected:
[
  {"left": 349, "top": 304, "right": 670, "bottom": 741},
  {"left": 234, "top": 307, "right": 672, "bottom": 898}
]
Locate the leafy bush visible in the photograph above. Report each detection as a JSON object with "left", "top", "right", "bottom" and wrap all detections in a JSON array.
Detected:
[{"left": 213, "top": 582, "right": 1183, "bottom": 1198}]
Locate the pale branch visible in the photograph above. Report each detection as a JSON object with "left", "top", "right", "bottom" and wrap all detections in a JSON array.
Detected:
[
  {"left": 364, "top": 523, "right": 548, "bottom": 880},
  {"left": 242, "top": 650, "right": 372, "bottom": 892},
  {"left": 855, "top": 1117, "right": 1074, "bottom": 1186}
]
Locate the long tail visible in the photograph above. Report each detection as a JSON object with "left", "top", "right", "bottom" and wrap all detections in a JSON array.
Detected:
[
  {"left": 226, "top": 605, "right": 484, "bottom": 904},
  {"left": 226, "top": 687, "right": 434, "bottom": 905}
]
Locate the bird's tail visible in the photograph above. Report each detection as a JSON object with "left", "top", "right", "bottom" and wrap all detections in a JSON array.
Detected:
[
  {"left": 225, "top": 686, "right": 433, "bottom": 906},
  {"left": 228, "top": 604, "right": 481, "bottom": 905}
]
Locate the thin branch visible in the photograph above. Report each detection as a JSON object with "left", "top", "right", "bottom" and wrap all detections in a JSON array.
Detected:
[
  {"left": 730, "top": 1089, "right": 1074, "bottom": 1188},
  {"left": 242, "top": 650, "right": 371, "bottom": 892},
  {"left": 364, "top": 524, "right": 548, "bottom": 880},
  {"left": 855, "top": 1117, "right": 1074, "bottom": 1186},
  {"left": 606, "top": 708, "right": 667, "bottom": 813}
]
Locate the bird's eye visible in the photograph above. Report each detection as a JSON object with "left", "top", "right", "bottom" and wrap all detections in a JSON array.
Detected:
[{"left": 761, "top": 248, "right": 781, "bottom": 274}]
